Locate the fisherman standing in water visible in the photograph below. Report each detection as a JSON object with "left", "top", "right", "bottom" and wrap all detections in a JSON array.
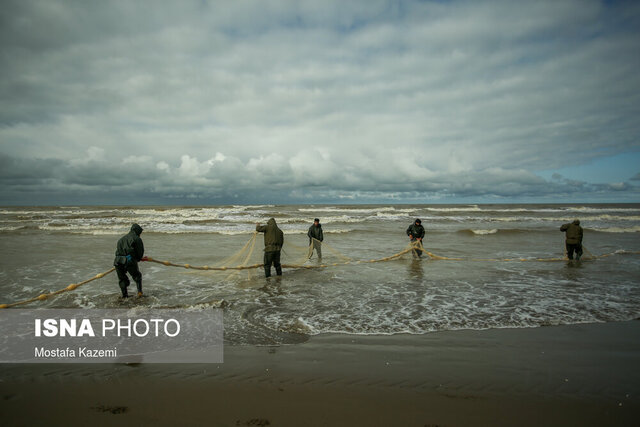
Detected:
[
  {"left": 256, "top": 218, "right": 284, "bottom": 278},
  {"left": 307, "top": 218, "right": 324, "bottom": 260},
  {"left": 560, "top": 219, "right": 584, "bottom": 261},
  {"left": 113, "top": 223, "right": 146, "bottom": 298},
  {"left": 406, "top": 218, "right": 425, "bottom": 258}
]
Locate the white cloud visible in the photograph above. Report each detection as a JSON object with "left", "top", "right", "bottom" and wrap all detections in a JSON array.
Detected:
[
  {"left": 247, "top": 153, "right": 289, "bottom": 176},
  {"left": 122, "top": 155, "right": 153, "bottom": 165},
  {"left": 178, "top": 155, "right": 209, "bottom": 178}
]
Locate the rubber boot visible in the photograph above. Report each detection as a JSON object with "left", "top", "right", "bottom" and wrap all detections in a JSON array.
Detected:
[{"left": 135, "top": 279, "right": 143, "bottom": 297}]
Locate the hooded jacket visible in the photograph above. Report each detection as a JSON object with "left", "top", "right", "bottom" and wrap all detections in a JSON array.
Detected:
[
  {"left": 256, "top": 218, "right": 284, "bottom": 252},
  {"left": 560, "top": 220, "right": 583, "bottom": 244},
  {"left": 114, "top": 224, "right": 144, "bottom": 262},
  {"left": 307, "top": 223, "right": 324, "bottom": 242},
  {"left": 406, "top": 222, "right": 425, "bottom": 239}
]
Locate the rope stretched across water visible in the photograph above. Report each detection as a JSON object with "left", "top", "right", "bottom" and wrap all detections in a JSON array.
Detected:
[
  {"left": 0, "top": 237, "right": 414, "bottom": 309},
  {"left": 145, "top": 242, "right": 414, "bottom": 270},
  {"left": 1, "top": 235, "right": 639, "bottom": 309},
  {"left": 0, "top": 268, "right": 115, "bottom": 309}
]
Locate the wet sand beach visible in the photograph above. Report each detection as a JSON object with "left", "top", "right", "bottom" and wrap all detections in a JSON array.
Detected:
[{"left": 2, "top": 320, "right": 639, "bottom": 426}]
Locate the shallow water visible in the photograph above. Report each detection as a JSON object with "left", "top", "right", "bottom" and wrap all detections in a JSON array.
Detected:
[{"left": 1, "top": 204, "right": 639, "bottom": 344}]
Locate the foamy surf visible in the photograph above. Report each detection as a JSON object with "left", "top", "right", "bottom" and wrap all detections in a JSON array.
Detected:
[
  {"left": 2, "top": 204, "right": 639, "bottom": 236},
  {"left": 458, "top": 229, "right": 499, "bottom": 235}
]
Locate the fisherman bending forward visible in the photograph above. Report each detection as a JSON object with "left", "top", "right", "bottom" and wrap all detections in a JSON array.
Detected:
[
  {"left": 256, "top": 218, "right": 284, "bottom": 278},
  {"left": 406, "top": 218, "right": 425, "bottom": 258},
  {"left": 113, "top": 223, "right": 146, "bottom": 298},
  {"left": 560, "top": 219, "right": 583, "bottom": 261}
]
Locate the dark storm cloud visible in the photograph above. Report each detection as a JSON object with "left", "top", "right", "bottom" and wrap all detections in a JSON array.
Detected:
[{"left": 1, "top": 0, "right": 639, "bottom": 204}]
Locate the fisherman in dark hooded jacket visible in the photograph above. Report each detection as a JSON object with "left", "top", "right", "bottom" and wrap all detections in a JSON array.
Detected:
[
  {"left": 307, "top": 218, "right": 324, "bottom": 259},
  {"left": 256, "top": 218, "right": 284, "bottom": 278},
  {"left": 560, "top": 219, "right": 584, "bottom": 261},
  {"left": 406, "top": 219, "right": 425, "bottom": 258},
  {"left": 113, "top": 223, "right": 145, "bottom": 298}
]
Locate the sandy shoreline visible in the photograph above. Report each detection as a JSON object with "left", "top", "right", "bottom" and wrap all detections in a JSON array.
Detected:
[{"left": 1, "top": 321, "right": 639, "bottom": 426}]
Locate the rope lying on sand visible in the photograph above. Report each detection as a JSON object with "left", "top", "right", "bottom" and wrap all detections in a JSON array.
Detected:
[{"left": 1, "top": 235, "right": 639, "bottom": 309}]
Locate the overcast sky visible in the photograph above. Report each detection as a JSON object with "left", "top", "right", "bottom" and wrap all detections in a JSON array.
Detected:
[{"left": 1, "top": 0, "right": 639, "bottom": 205}]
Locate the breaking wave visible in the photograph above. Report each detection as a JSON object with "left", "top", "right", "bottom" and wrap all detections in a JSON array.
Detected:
[
  {"left": 458, "top": 229, "right": 499, "bottom": 235},
  {"left": 590, "top": 226, "right": 640, "bottom": 233}
]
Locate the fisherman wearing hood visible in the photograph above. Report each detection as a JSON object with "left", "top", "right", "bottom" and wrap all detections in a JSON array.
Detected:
[
  {"left": 256, "top": 218, "right": 284, "bottom": 278},
  {"left": 560, "top": 219, "right": 584, "bottom": 261},
  {"left": 307, "top": 218, "right": 324, "bottom": 259},
  {"left": 406, "top": 218, "right": 425, "bottom": 258},
  {"left": 113, "top": 223, "right": 145, "bottom": 298}
]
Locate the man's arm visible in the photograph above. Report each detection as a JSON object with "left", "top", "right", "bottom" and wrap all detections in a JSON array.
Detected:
[
  {"left": 134, "top": 237, "right": 144, "bottom": 261},
  {"left": 256, "top": 223, "right": 267, "bottom": 232}
]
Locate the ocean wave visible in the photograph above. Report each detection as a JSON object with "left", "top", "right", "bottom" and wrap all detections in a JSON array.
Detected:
[
  {"left": 298, "top": 206, "right": 416, "bottom": 215},
  {"left": 253, "top": 312, "right": 639, "bottom": 338},
  {"left": 479, "top": 207, "right": 639, "bottom": 214},
  {"left": 271, "top": 215, "right": 366, "bottom": 224},
  {"left": 158, "top": 227, "right": 356, "bottom": 236},
  {"left": 1, "top": 205, "right": 638, "bottom": 238},
  {"left": 233, "top": 204, "right": 275, "bottom": 209},
  {"left": 422, "top": 205, "right": 640, "bottom": 214},
  {"left": 565, "top": 206, "right": 640, "bottom": 213},
  {"left": 589, "top": 226, "right": 640, "bottom": 233},
  {"left": 131, "top": 207, "right": 244, "bottom": 217},
  {"left": 586, "top": 215, "right": 640, "bottom": 221},
  {"left": 481, "top": 215, "right": 640, "bottom": 223},
  {"left": 372, "top": 212, "right": 416, "bottom": 220},
  {"left": 37, "top": 224, "right": 125, "bottom": 234},
  {"left": 458, "top": 229, "right": 499, "bottom": 235},
  {"left": 424, "top": 205, "right": 482, "bottom": 212},
  {"left": 7, "top": 224, "right": 357, "bottom": 236},
  {"left": 454, "top": 228, "right": 537, "bottom": 236},
  {"left": 0, "top": 225, "right": 41, "bottom": 231}
]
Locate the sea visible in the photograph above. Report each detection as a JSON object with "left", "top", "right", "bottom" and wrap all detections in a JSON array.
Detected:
[{"left": 1, "top": 204, "right": 639, "bottom": 345}]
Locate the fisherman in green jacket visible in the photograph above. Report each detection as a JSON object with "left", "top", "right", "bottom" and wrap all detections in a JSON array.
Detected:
[
  {"left": 560, "top": 219, "right": 584, "bottom": 261},
  {"left": 307, "top": 218, "right": 324, "bottom": 260},
  {"left": 113, "top": 223, "right": 145, "bottom": 298},
  {"left": 256, "top": 218, "right": 284, "bottom": 278},
  {"left": 406, "top": 219, "right": 425, "bottom": 258}
]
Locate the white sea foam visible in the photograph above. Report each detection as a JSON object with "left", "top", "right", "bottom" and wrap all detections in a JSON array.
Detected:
[
  {"left": 298, "top": 206, "right": 415, "bottom": 214},
  {"left": 590, "top": 226, "right": 640, "bottom": 233},
  {"left": 470, "top": 229, "right": 498, "bottom": 235},
  {"left": 277, "top": 215, "right": 366, "bottom": 224},
  {"left": 424, "top": 206, "right": 483, "bottom": 212},
  {"left": 2, "top": 204, "right": 639, "bottom": 246}
]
